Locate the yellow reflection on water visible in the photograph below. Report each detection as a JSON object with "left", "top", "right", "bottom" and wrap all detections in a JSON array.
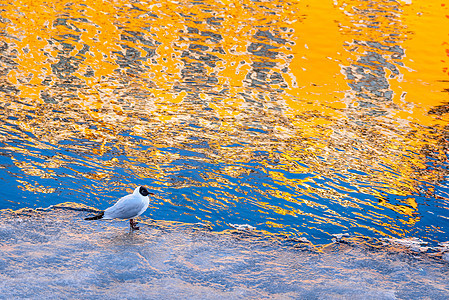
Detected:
[{"left": 1, "top": 0, "right": 448, "bottom": 240}]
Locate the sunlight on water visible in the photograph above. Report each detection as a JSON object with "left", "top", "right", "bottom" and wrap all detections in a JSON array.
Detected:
[{"left": 0, "top": 0, "right": 448, "bottom": 246}]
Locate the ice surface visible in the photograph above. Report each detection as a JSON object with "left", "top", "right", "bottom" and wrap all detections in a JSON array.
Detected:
[{"left": 0, "top": 207, "right": 448, "bottom": 299}]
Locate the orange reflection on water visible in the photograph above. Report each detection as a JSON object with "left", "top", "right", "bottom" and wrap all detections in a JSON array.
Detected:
[{"left": 0, "top": 0, "right": 448, "bottom": 242}]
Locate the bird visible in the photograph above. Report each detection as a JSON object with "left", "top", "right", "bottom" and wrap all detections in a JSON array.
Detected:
[{"left": 85, "top": 186, "right": 154, "bottom": 230}]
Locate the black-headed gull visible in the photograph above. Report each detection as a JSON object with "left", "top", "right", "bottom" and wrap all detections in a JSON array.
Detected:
[{"left": 85, "top": 186, "right": 153, "bottom": 230}]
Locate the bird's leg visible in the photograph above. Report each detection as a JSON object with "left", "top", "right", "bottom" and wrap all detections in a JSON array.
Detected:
[{"left": 129, "top": 219, "right": 140, "bottom": 230}]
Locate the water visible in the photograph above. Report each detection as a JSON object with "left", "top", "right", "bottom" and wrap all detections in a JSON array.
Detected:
[{"left": 1, "top": 0, "right": 449, "bottom": 297}]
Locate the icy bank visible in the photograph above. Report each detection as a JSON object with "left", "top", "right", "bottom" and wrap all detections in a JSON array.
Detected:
[{"left": 0, "top": 208, "right": 448, "bottom": 299}]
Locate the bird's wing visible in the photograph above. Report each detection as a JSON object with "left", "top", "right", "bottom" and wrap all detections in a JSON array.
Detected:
[{"left": 104, "top": 194, "right": 145, "bottom": 219}]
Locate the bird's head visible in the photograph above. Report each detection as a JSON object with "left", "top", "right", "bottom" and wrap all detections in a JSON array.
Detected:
[{"left": 135, "top": 186, "right": 154, "bottom": 197}]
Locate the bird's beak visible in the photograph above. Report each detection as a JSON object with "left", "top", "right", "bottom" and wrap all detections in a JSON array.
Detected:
[{"left": 148, "top": 192, "right": 155, "bottom": 196}]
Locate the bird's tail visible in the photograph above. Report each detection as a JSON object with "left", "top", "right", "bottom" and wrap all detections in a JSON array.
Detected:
[{"left": 84, "top": 211, "right": 104, "bottom": 220}]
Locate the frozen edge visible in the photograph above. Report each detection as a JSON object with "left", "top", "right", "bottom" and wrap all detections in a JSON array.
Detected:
[
  {"left": 4, "top": 202, "right": 449, "bottom": 260},
  {"left": 1, "top": 205, "right": 449, "bottom": 299}
]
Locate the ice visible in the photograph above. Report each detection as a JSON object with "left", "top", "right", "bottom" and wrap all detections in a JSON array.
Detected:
[
  {"left": 381, "top": 237, "right": 430, "bottom": 253},
  {"left": 0, "top": 207, "right": 448, "bottom": 299},
  {"left": 332, "top": 233, "right": 350, "bottom": 242},
  {"left": 444, "top": 253, "right": 449, "bottom": 263},
  {"left": 229, "top": 223, "right": 256, "bottom": 231}
]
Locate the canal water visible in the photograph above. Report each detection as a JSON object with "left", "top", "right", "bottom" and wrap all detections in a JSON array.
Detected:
[{"left": 1, "top": 0, "right": 449, "bottom": 297}]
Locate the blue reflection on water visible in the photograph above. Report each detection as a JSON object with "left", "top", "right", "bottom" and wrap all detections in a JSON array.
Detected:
[{"left": 2, "top": 125, "right": 448, "bottom": 247}]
